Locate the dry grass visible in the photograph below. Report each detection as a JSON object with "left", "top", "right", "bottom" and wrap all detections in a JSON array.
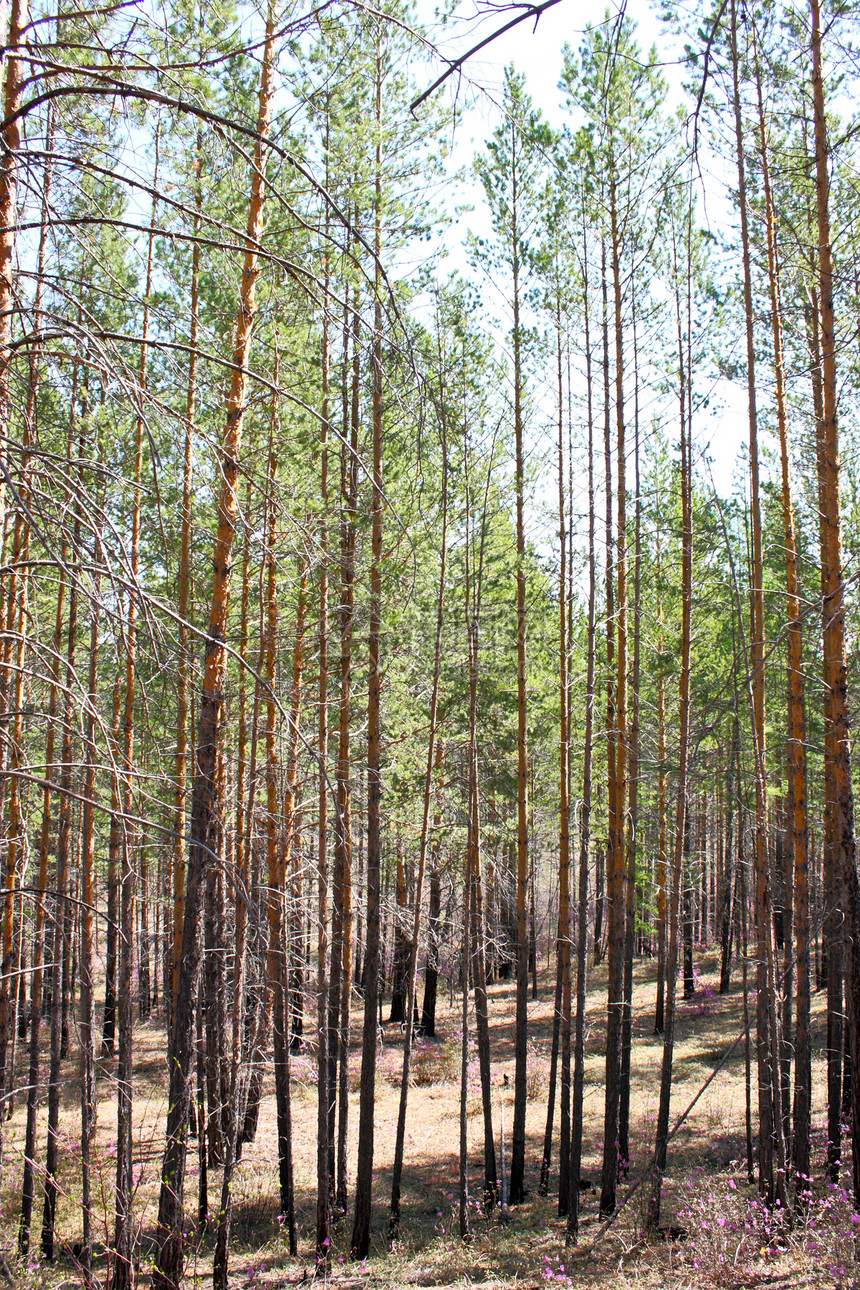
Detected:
[{"left": 0, "top": 950, "right": 853, "bottom": 1290}]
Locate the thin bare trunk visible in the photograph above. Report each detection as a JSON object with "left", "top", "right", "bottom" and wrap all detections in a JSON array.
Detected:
[
  {"left": 173, "top": 130, "right": 202, "bottom": 1020},
  {"left": 113, "top": 134, "right": 159, "bottom": 1287},
  {"left": 284, "top": 555, "right": 308, "bottom": 1055},
  {"left": 421, "top": 749, "right": 444, "bottom": 1038},
  {"left": 463, "top": 417, "right": 499, "bottom": 1210},
  {"left": 618, "top": 290, "right": 641, "bottom": 1175},
  {"left": 458, "top": 807, "right": 473, "bottom": 1244},
  {"left": 647, "top": 221, "right": 693, "bottom": 1233},
  {"left": 102, "top": 674, "right": 122, "bottom": 1055},
  {"left": 390, "top": 321, "right": 448, "bottom": 1232},
  {"left": 316, "top": 182, "right": 332, "bottom": 1259},
  {"left": 0, "top": 23, "right": 27, "bottom": 1106},
  {"left": 0, "top": 0, "right": 32, "bottom": 1154},
  {"left": 330, "top": 269, "right": 358, "bottom": 1213},
  {"left": 212, "top": 472, "right": 257, "bottom": 1290},
  {"left": 510, "top": 112, "right": 530, "bottom": 1207},
  {"left": 568, "top": 234, "right": 595, "bottom": 1245},
  {"left": 542, "top": 289, "right": 571, "bottom": 1209},
  {"left": 18, "top": 558, "right": 64, "bottom": 1257},
  {"left": 152, "top": 21, "right": 277, "bottom": 1285},
  {"left": 41, "top": 384, "right": 82, "bottom": 1263},
  {"left": 654, "top": 528, "right": 668, "bottom": 1033},
  {"left": 730, "top": 1, "right": 786, "bottom": 1203},
  {"left": 810, "top": 0, "right": 860, "bottom": 1206},
  {"left": 351, "top": 53, "right": 384, "bottom": 1259},
  {"left": 753, "top": 39, "right": 810, "bottom": 1197},
  {"left": 79, "top": 529, "right": 103, "bottom": 1277}
]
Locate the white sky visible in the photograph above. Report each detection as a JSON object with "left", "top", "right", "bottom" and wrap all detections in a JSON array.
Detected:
[{"left": 414, "top": 0, "right": 750, "bottom": 504}]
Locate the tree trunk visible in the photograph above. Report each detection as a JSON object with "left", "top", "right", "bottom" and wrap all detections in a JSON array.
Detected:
[
  {"left": 152, "top": 20, "right": 277, "bottom": 1285},
  {"left": 568, "top": 240, "right": 595, "bottom": 1244},
  {"left": 195, "top": 984, "right": 208, "bottom": 1226},
  {"left": 212, "top": 472, "right": 258, "bottom": 1290},
  {"left": 458, "top": 789, "right": 473, "bottom": 1244},
  {"left": 390, "top": 354, "right": 448, "bottom": 1232},
  {"left": 654, "top": 537, "right": 668, "bottom": 1032},
  {"left": 541, "top": 288, "right": 571, "bottom": 1209},
  {"left": 719, "top": 786, "right": 736, "bottom": 996},
  {"left": 102, "top": 676, "right": 122, "bottom": 1055},
  {"left": 351, "top": 54, "right": 385, "bottom": 1259},
  {"left": 647, "top": 224, "right": 693, "bottom": 1233},
  {"left": 139, "top": 849, "right": 151, "bottom": 1019},
  {"left": 113, "top": 142, "right": 159, "bottom": 1284},
  {"left": 329, "top": 272, "right": 358, "bottom": 1213},
  {"left": 421, "top": 753, "right": 444, "bottom": 1038},
  {"left": 618, "top": 289, "right": 641, "bottom": 1176},
  {"left": 316, "top": 204, "right": 331, "bottom": 1260},
  {"left": 465, "top": 533, "right": 497, "bottom": 1208},
  {"left": 600, "top": 195, "right": 627, "bottom": 1215},
  {"left": 18, "top": 557, "right": 64, "bottom": 1257},
  {"left": 284, "top": 555, "right": 308, "bottom": 1054},
  {"left": 41, "top": 402, "right": 81, "bottom": 1262},
  {"left": 2, "top": 98, "right": 54, "bottom": 1150},
  {"left": 510, "top": 113, "right": 531, "bottom": 1208},
  {"left": 79, "top": 533, "right": 103, "bottom": 1275},
  {"left": 683, "top": 809, "right": 694, "bottom": 1001},
  {"left": 173, "top": 129, "right": 201, "bottom": 1024},
  {"left": 0, "top": 0, "right": 27, "bottom": 1167},
  {"left": 261, "top": 442, "right": 297, "bottom": 1253},
  {"left": 750, "top": 39, "right": 809, "bottom": 1191},
  {"left": 203, "top": 830, "right": 226, "bottom": 1166},
  {"left": 809, "top": 0, "right": 860, "bottom": 1207},
  {"left": 730, "top": 0, "right": 786, "bottom": 1205},
  {"left": 389, "top": 843, "right": 410, "bottom": 1025},
  {"left": 598, "top": 237, "right": 615, "bottom": 1003}
]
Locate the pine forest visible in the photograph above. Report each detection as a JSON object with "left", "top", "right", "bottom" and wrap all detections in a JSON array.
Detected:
[{"left": 0, "top": 0, "right": 859, "bottom": 1285}]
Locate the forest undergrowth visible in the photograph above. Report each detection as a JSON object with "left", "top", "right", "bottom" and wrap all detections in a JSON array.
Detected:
[{"left": 1, "top": 952, "right": 852, "bottom": 1290}]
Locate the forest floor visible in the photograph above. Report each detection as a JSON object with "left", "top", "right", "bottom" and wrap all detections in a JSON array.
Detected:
[{"left": 1, "top": 948, "right": 854, "bottom": 1290}]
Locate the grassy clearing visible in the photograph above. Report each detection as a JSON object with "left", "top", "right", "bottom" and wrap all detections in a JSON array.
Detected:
[{"left": 0, "top": 951, "right": 852, "bottom": 1288}]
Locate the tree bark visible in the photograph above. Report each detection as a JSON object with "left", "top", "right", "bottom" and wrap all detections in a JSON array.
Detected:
[
  {"left": 618, "top": 287, "right": 641, "bottom": 1176},
  {"left": 41, "top": 396, "right": 82, "bottom": 1262},
  {"left": 568, "top": 238, "right": 595, "bottom": 1244},
  {"left": 113, "top": 144, "right": 159, "bottom": 1283},
  {"left": 152, "top": 20, "right": 277, "bottom": 1285},
  {"left": 463, "top": 440, "right": 498, "bottom": 1209},
  {"left": 173, "top": 129, "right": 202, "bottom": 1023},
  {"left": 102, "top": 674, "right": 122, "bottom": 1055},
  {"left": 600, "top": 194, "right": 627, "bottom": 1214},
  {"left": 809, "top": 0, "right": 860, "bottom": 1207},
  {"left": 284, "top": 554, "right": 308, "bottom": 1055},
  {"left": 729, "top": 0, "right": 787, "bottom": 1205},
  {"left": 329, "top": 270, "right": 358, "bottom": 1213},
  {"left": 647, "top": 220, "right": 693, "bottom": 1233},
  {"left": 390, "top": 339, "right": 448, "bottom": 1232},
  {"left": 0, "top": 0, "right": 32, "bottom": 1159},
  {"left": 541, "top": 288, "right": 571, "bottom": 1209},
  {"left": 79, "top": 529, "right": 103, "bottom": 1275},
  {"left": 351, "top": 52, "right": 385, "bottom": 1259},
  {"left": 458, "top": 799, "right": 473, "bottom": 1244},
  {"left": 421, "top": 752, "right": 444, "bottom": 1038},
  {"left": 212, "top": 472, "right": 258, "bottom": 1289},
  {"left": 18, "top": 557, "right": 64, "bottom": 1257},
  {"left": 510, "top": 111, "right": 531, "bottom": 1208},
  {"left": 316, "top": 197, "right": 332, "bottom": 1260}
]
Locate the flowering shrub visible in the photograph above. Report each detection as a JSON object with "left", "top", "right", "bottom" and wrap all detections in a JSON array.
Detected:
[
  {"left": 525, "top": 1037, "right": 545, "bottom": 1101},
  {"left": 663, "top": 1169, "right": 860, "bottom": 1287},
  {"left": 432, "top": 1186, "right": 487, "bottom": 1237},
  {"left": 412, "top": 1039, "right": 458, "bottom": 1086},
  {"left": 541, "top": 1252, "right": 572, "bottom": 1285}
]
